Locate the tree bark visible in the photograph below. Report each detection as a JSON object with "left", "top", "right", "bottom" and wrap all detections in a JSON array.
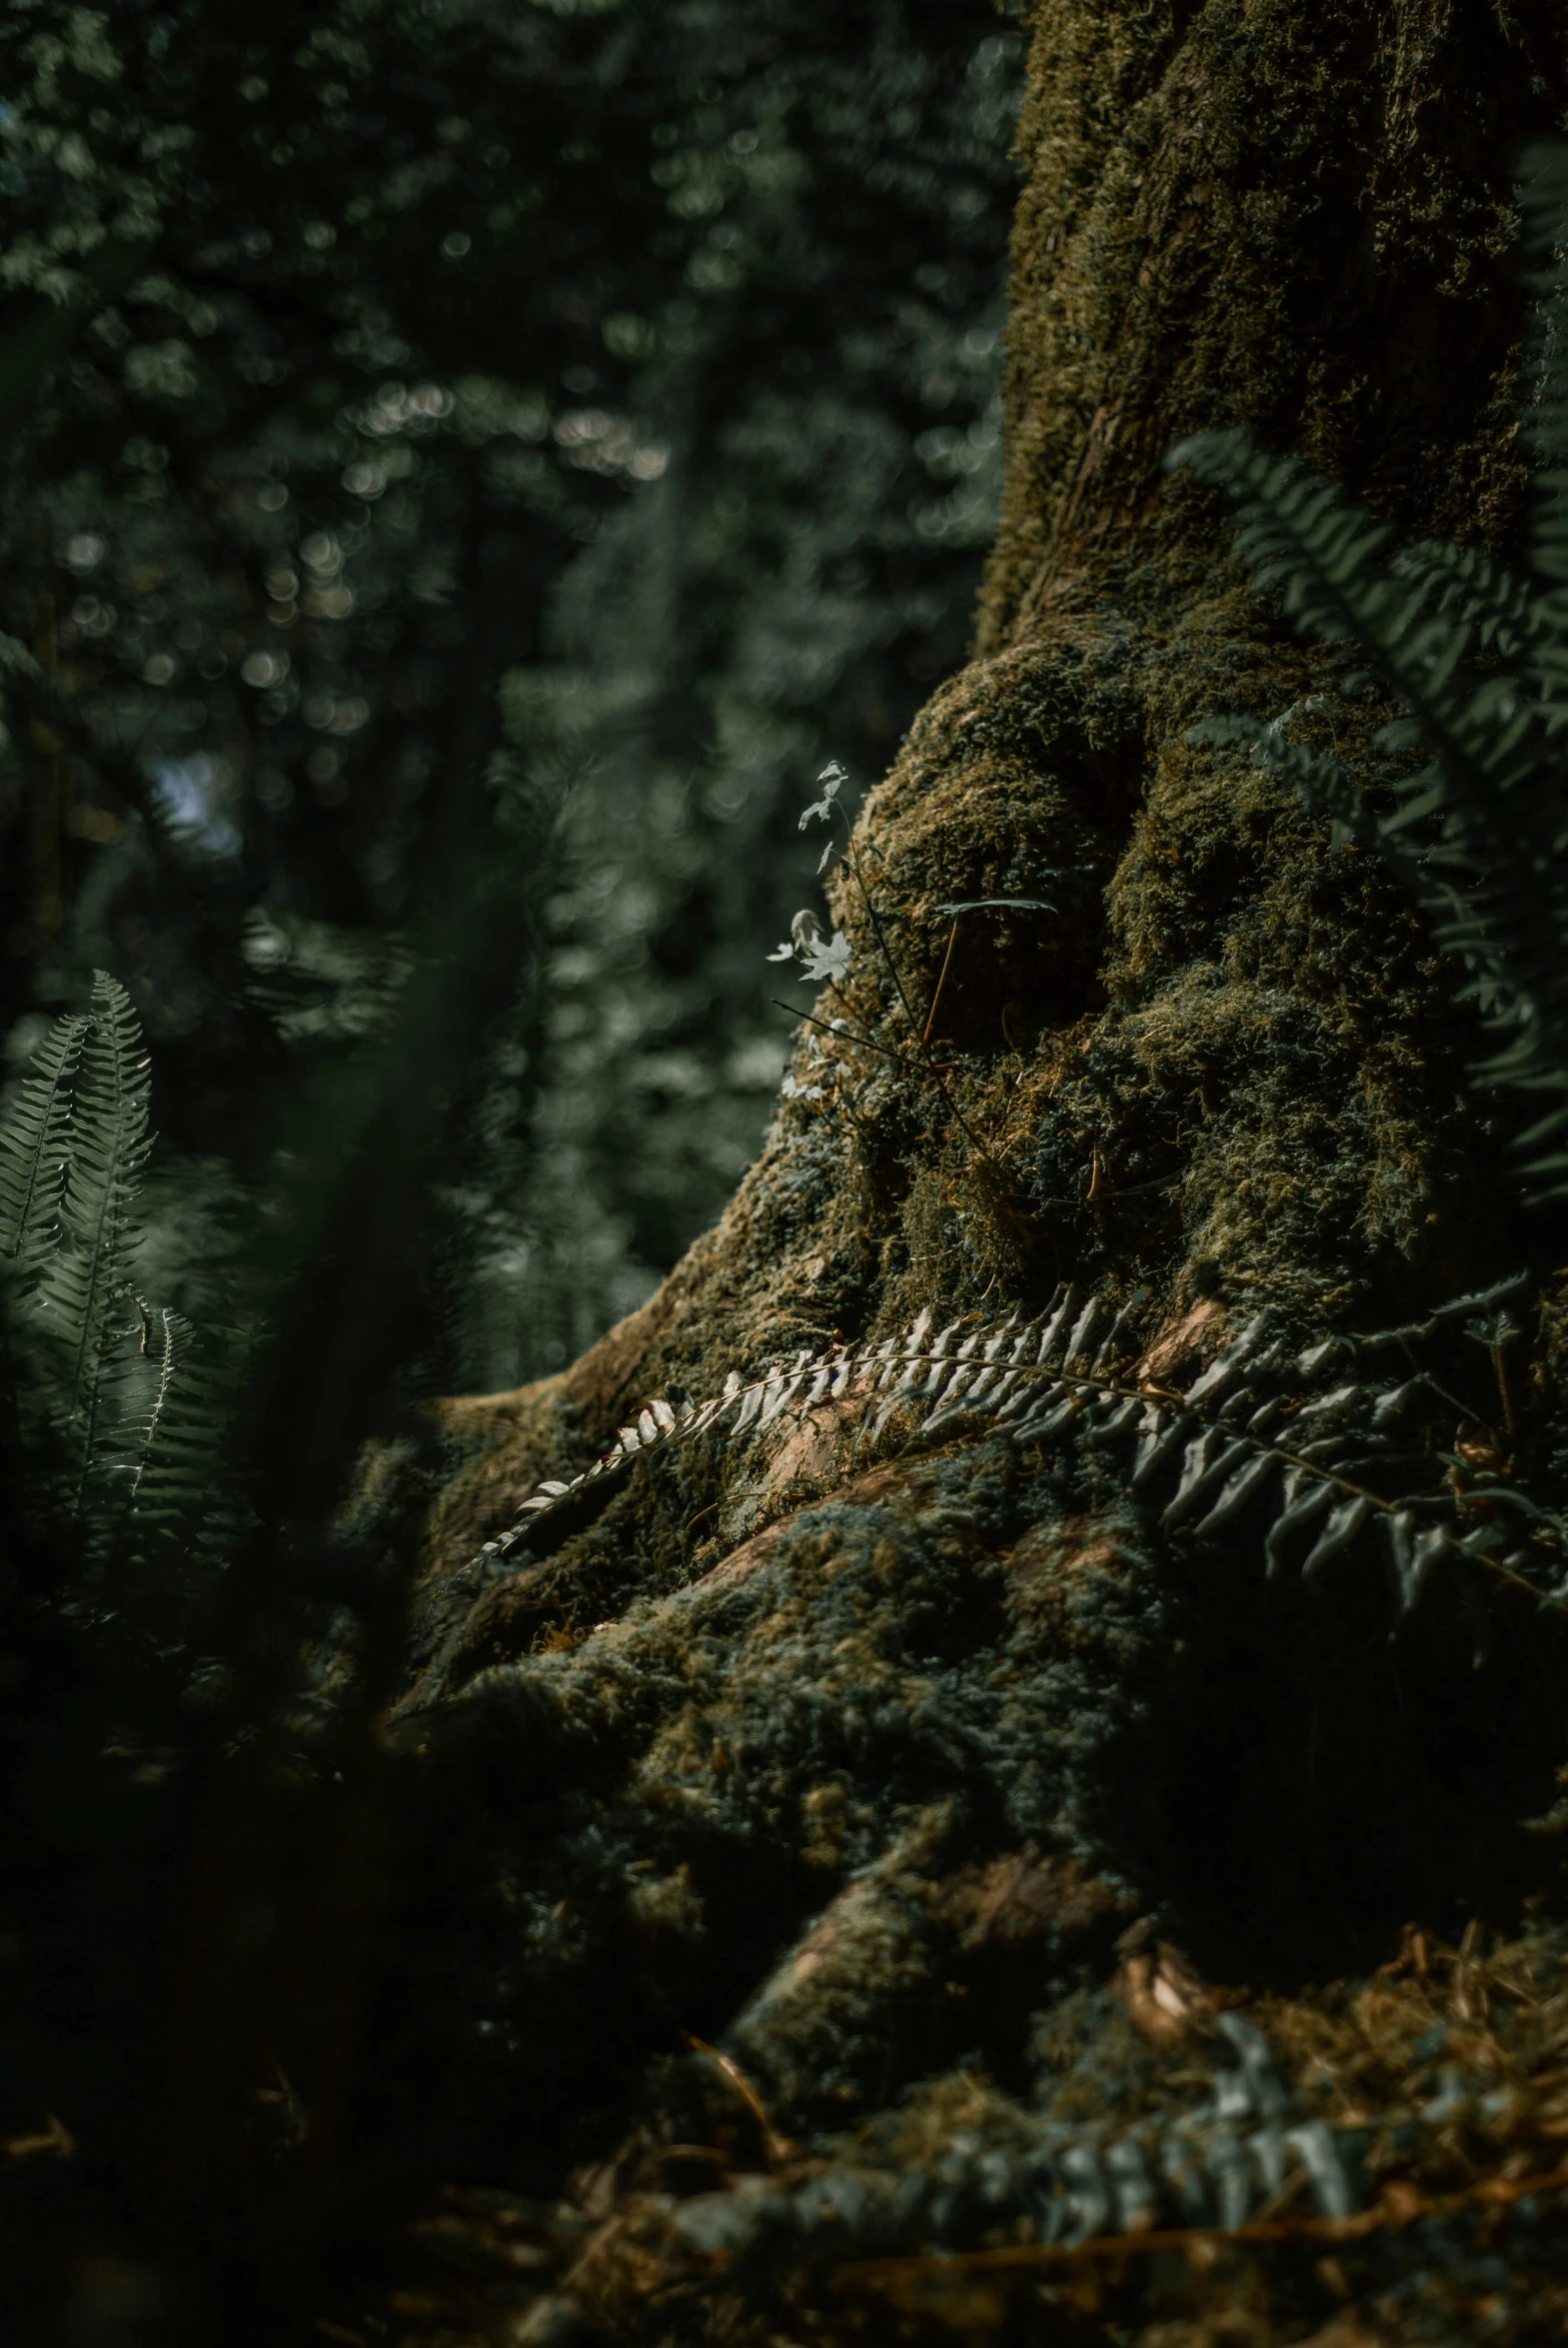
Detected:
[{"left": 387, "top": 3, "right": 1568, "bottom": 2324}]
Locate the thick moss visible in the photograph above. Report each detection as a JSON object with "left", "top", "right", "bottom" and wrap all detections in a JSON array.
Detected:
[{"left": 979, "top": 0, "right": 1562, "bottom": 647}]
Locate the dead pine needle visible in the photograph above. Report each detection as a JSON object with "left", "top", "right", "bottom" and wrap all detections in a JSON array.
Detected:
[{"left": 682, "top": 2032, "right": 795, "bottom": 2169}]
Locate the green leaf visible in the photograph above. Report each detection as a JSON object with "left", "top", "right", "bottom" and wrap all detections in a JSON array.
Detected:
[
  {"left": 31, "top": 972, "right": 152, "bottom": 1503},
  {"left": 0, "top": 1008, "right": 89, "bottom": 1276}
]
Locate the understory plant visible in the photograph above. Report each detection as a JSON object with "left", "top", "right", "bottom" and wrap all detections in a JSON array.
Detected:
[
  {"left": 1173, "top": 144, "right": 1568, "bottom": 1198},
  {"left": 0, "top": 970, "right": 245, "bottom": 1563}
]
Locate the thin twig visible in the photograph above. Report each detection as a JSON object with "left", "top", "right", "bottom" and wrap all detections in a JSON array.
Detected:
[
  {"left": 804, "top": 814, "right": 1002, "bottom": 1167},
  {"left": 1492, "top": 1328, "right": 1520, "bottom": 1452},
  {"left": 846, "top": 847, "right": 924, "bottom": 1040},
  {"left": 843, "top": 860, "right": 1000, "bottom": 1163},
  {"left": 772, "top": 1001, "right": 925, "bottom": 1075},
  {"left": 921, "top": 916, "right": 960, "bottom": 1049}
]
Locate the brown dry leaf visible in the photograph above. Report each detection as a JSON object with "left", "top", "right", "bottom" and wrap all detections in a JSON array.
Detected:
[
  {"left": 762, "top": 1398, "right": 857, "bottom": 1493},
  {"left": 1138, "top": 1296, "right": 1226, "bottom": 1385},
  {"left": 1116, "top": 1933, "right": 1212, "bottom": 2043}
]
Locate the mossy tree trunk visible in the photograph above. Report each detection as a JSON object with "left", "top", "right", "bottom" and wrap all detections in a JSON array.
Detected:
[{"left": 385, "top": 0, "right": 1568, "bottom": 2297}]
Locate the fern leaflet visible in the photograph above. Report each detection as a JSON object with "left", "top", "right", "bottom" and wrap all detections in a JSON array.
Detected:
[
  {"left": 0, "top": 973, "right": 244, "bottom": 1554},
  {"left": 127, "top": 1304, "right": 249, "bottom": 1557},
  {"left": 0, "top": 1009, "right": 89, "bottom": 1278},
  {"left": 30, "top": 974, "right": 153, "bottom": 1500}
]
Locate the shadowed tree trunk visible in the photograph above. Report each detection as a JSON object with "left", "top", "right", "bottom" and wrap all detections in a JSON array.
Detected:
[{"left": 376, "top": 6, "right": 1568, "bottom": 2335}]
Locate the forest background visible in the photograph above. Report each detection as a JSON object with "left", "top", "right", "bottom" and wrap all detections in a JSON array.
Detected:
[
  {"left": 0, "top": 0, "right": 1021, "bottom": 1398},
  {"left": 0, "top": 5, "right": 1024, "bottom": 2326}
]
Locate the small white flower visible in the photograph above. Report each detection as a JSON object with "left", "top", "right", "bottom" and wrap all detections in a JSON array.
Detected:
[
  {"left": 797, "top": 757, "right": 848, "bottom": 830},
  {"left": 764, "top": 907, "right": 850, "bottom": 985},
  {"left": 799, "top": 930, "right": 851, "bottom": 984},
  {"left": 766, "top": 908, "right": 823, "bottom": 966}
]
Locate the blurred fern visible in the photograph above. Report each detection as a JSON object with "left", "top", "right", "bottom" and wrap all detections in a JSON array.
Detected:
[
  {"left": 0, "top": 971, "right": 238, "bottom": 1546},
  {"left": 127, "top": 1303, "right": 248, "bottom": 1561},
  {"left": 1171, "top": 144, "right": 1568, "bottom": 1197},
  {"left": 37, "top": 975, "right": 152, "bottom": 1506},
  {"left": 0, "top": 1001, "right": 88, "bottom": 1278}
]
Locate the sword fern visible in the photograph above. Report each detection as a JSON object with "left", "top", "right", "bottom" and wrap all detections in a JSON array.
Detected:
[
  {"left": 0, "top": 973, "right": 239, "bottom": 1549},
  {"left": 1171, "top": 144, "right": 1568, "bottom": 1197}
]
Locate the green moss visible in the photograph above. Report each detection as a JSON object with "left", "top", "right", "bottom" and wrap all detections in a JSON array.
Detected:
[{"left": 979, "top": 0, "right": 1552, "bottom": 653}]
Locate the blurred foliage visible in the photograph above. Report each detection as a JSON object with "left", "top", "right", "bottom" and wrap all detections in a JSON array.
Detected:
[
  {"left": 0, "top": 0, "right": 1022, "bottom": 1393},
  {"left": 0, "top": 11, "right": 1021, "bottom": 2329}
]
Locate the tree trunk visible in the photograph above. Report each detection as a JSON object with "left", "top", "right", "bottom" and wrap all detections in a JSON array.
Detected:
[{"left": 387, "top": 5, "right": 1568, "bottom": 2330}]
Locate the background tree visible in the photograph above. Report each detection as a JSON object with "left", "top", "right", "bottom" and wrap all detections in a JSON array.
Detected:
[{"left": 0, "top": 0, "right": 1022, "bottom": 1395}]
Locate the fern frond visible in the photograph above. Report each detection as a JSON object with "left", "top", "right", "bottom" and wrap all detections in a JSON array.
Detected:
[
  {"left": 0, "top": 977, "right": 246, "bottom": 1559},
  {"left": 32, "top": 973, "right": 152, "bottom": 1501},
  {"left": 470, "top": 1276, "right": 1550, "bottom": 1646},
  {"left": 127, "top": 1305, "right": 248, "bottom": 1559},
  {"left": 0, "top": 1010, "right": 89, "bottom": 1276},
  {"left": 1171, "top": 431, "right": 1398, "bottom": 648},
  {"left": 1172, "top": 423, "right": 1568, "bottom": 1190},
  {"left": 673, "top": 2009, "right": 1356, "bottom": 2265},
  {"left": 1390, "top": 539, "right": 1551, "bottom": 670},
  {"left": 1193, "top": 712, "right": 1370, "bottom": 851},
  {"left": 1167, "top": 152, "right": 1568, "bottom": 1197},
  {"left": 1171, "top": 432, "right": 1556, "bottom": 833}
]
